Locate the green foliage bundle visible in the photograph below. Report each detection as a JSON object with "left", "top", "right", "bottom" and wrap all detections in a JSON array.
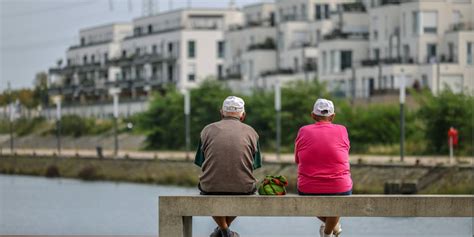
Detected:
[
  {"left": 56, "top": 115, "right": 113, "bottom": 137},
  {"left": 137, "top": 80, "right": 473, "bottom": 156}
]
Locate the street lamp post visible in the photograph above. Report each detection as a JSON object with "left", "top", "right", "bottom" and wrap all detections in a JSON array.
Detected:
[
  {"left": 52, "top": 96, "right": 62, "bottom": 155},
  {"left": 275, "top": 81, "right": 281, "bottom": 162},
  {"left": 399, "top": 70, "right": 406, "bottom": 162},
  {"left": 109, "top": 88, "right": 121, "bottom": 157},
  {"left": 183, "top": 89, "right": 191, "bottom": 161},
  {"left": 9, "top": 102, "right": 14, "bottom": 154}
]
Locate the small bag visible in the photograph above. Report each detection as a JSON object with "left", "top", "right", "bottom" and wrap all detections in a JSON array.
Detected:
[{"left": 258, "top": 175, "right": 289, "bottom": 195}]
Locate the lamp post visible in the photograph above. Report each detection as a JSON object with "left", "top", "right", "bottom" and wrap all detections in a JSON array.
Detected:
[
  {"left": 7, "top": 81, "right": 13, "bottom": 154},
  {"left": 399, "top": 70, "right": 406, "bottom": 162},
  {"left": 9, "top": 102, "right": 14, "bottom": 154},
  {"left": 52, "top": 96, "right": 62, "bottom": 155},
  {"left": 183, "top": 89, "right": 191, "bottom": 161},
  {"left": 109, "top": 88, "right": 121, "bottom": 157},
  {"left": 275, "top": 81, "right": 281, "bottom": 162}
]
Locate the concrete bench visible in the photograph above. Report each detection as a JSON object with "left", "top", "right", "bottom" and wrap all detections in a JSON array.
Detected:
[{"left": 159, "top": 195, "right": 473, "bottom": 237}]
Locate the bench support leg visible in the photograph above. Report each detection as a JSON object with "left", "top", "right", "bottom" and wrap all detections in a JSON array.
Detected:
[
  {"left": 159, "top": 214, "right": 193, "bottom": 237},
  {"left": 183, "top": 216, "right": 192, "bottom": 237}
]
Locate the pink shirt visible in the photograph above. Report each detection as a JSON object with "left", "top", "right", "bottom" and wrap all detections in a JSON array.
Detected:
[{"left": 295, "top": 121, "right": 352, "bottom": 194}]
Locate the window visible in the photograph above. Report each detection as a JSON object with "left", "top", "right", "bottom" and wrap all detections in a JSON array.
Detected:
[
  {"left": 315, "top": 5, "right": 321, "bottom": 20},
  {"left": 67, "top": 59, "right": 71, "bottom": 66},
  {"left": 104, "top": 53, "right": 108, "bottom": 62},
  {"left": 135, "top": 47, "right": 140, "bottom": 56},
  {"left": 188, "top": 63, "right": 196, "bottom": 81},
  {"left": 148, "top": 24, "right": 153, "bottom": 34},
  {"left": 422, "top": 12, "right": 438, "bottom": 34},
  {"left": 294, "top": 58, "right": 299, "bottom": 71},
  {"left": 330, "top": 50, "right": 336, "bottom": 73},
  {"left": 188, "top": 40, "right": 195, "bottom": 58},
  {"left": 316, "top": 30, "right": 321, "bottom": 44},
  {"left": 152, "top": 44, "right": 157, "bottom": 54},
  {"left": 467, "top": 42, "right": 473, "bottom": 65},
  {"left": 422, "top": 75, "right": 428, "bottom": 87},
  {"left": 341, "top": 51, "right": 352, "bottom": 70},
  {"left": 324, "top": 4, "right": 330, "bottom": 19},
  {"left": 373, "top": 48, "right": 380, "bottom": 60},
  {"left": 91, "top": 55, "right": 95, "bottom": 63},
  {"left": 301, "top": 4, "right": 306, "bottom": 20},
  {"left": 134, "top": 27, "right": 142, "bottom": 36},
  {"left": 322, "top": 51, "right": 327, "bottom": 74},
  {"left": 83, "top": 55, "right": 88, "bottom": 64},
  {"left": 122, "top": 50, "right": 127, "bottom": 58},
  {"left": 402, "top": 13, "right": 406, "bottom": 37},
  {"left": 448, "top": 42, "right": 454, "bottom": 62},
  {"left": 452, "top": 10, "right": 461, "bottom": 26},
  {"left": 412, "top": 12, "right": 420, "bottom": 35},
  {"left": 217, "top": 64, "right": 223, "bottom": 79},
  {"left": 217, "top": 41, "right": 224, "bottom": 58},
  {"left": 80, "top": 37, "right": 85, "bottom": 46},
  {"left": 427, "top": 44, "right": 437, "bottom": 62}
]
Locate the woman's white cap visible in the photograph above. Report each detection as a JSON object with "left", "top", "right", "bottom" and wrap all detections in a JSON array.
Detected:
[
  {"left": 313, "top": 98, "right": 334, "bottom": 116},
  {"left": 222, "top": 96, "right": 245, "bottom": 113}
]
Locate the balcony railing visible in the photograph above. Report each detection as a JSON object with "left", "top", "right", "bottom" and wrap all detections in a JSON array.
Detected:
[
  {"left": 323, "top": 29, "right": 369, "bottom": 41},
  {"left": 261, "top": 68, "right": 294, "bottom": 77},
  {"left": 248, "top": 38, "right": 276, "bottom": 51}
]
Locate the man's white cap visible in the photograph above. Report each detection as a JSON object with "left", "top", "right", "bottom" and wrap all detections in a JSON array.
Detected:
[
  {"left": 222, "top": 96, "right": 245, "bottom": 113},
  {"left": 313, "top": 98, "right": 335, "bottom": 117}
]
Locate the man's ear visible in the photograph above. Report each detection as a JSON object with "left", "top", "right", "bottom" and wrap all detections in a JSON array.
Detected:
[
  {"left": 330, "top": 113, "right": 336, "bottom": 122},
  {"left": 240, "top": 112, "right": 246, "bottom": 122}
]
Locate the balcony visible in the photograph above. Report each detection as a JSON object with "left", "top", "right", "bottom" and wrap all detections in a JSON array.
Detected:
[
  {"left": 248, "top": 38, "right": 276, "bottom": 51},
  {"left": 261, "top": 68, "right": 294, "bottom": 77},
  {"left": 323, "top": 29, "right": 369, "bottom": 41},
  {"left": 360, "top": 57, "right": 415, "bottom": 67},
  {"left": 49, "top": 62, "right": 103, "bottom": 74},
  {"left": 340, "top": 2, "right": 366, "bottom": 12},
  {"left": 449, "top": 22, "right": 473, "bottom": 32},
  {"left": 108, "top": 53, "right": 177, "bottom": 67}
]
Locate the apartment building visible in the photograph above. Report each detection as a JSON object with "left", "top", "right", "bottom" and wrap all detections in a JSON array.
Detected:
[
  {"left": 319, "top": 0, "right": 474, "bottom": 98},
  {"left": 49, "top": 23, "right": 132, "bottom": 103},
  {"left": 47, "top": 0, "right": 474, "bottom": 117},
  {"left": 49, "top": 8, "right": 242, "bottom": 106}
]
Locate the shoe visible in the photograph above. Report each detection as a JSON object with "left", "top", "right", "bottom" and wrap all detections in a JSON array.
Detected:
[
  {"left": 333, "top": 222, "right": 342, "bottom": 237},
  {"left": 220, "top": 228, "right": 240, "bottom": 237},
  {"left": 210, "top": 227, "right": 222, "bottom": 237},
  {"left": 319, "top": 224, "right": 325, "bottom": 237}
]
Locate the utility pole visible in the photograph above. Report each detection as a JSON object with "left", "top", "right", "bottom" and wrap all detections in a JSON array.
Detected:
[
  {"left": 7, "top": 81, "right": 14, "bottom": 154},
  {"left": 275, "top": 81, "right": 281, "bottom": 162},
  {"left": 53, "top": 96, "right": 62, "bottom": 155},
  {"left": 184, "top": 90, "right": 191, "bottom": 161},
  {"left": 110, "top": 88, "right": 121, "bottom": 157},
  {"left": 399, "top": 69, "right": 406, "bottom": 162}
]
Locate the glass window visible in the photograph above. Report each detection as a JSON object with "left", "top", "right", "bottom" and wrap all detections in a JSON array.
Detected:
[
  {"left": 422, "top": 12, "right": 438, "bottom": 34},
  {"left": 188, "top": 40, "right": 195, "bottom": 58},
  {"left": 412, "top": 11, "right": 420, "bottom": 35},
  {"left": 324, "top": 4, "right": 330, "bottom": 19},
  {"left": 322, "top": 51, "right": 327, "bottom": 74},
  {"left": 152, "top": 45, "right": 157, "bottom": 54},
  {"left": 341, "top": 51, "right": 352, "bottom": 70},
  {"left": 467, "top": 42, "right": 473, "bottom": 65},
  {"left": 188, "top": 64, "right": 196, "bottom": 81},
  {"left": 217, "top": 65, "right": 223, "bottom": 79},
  {"left": 427, "top": 44, "right": 437, "bottom": 63},
  {"left": 148, "top": 24, "right": 153, "bottom": 34},
  {"left": 315, "top": 5, "right": 321, "bottom": 20},
  {"left": 217, "top": 41, "right": 225, "bottom": 58}
]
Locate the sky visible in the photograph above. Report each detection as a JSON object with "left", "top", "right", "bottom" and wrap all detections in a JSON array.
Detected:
[{"left": 0, "top": 0, "right": 267, "bottom": 92}]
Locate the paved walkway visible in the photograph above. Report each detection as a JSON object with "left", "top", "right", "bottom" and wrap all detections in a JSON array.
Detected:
[{"left": 1, "top": 148, "right": 472, "bottom": 166}]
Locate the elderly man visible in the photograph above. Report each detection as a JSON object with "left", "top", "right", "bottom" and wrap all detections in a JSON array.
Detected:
[
  {"left": 194, "top": 96, "right": 262, "bottom": 237},
  {"left": 295, "top": 98, "right": 352, "bottom": 237}
]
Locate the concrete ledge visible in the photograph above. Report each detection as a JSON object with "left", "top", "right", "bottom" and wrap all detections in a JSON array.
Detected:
[{"left": 158, "top": 195, "right": 473, "bottom": 237}]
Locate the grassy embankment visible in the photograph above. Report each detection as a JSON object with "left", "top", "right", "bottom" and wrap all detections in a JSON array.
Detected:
[{"left": 0, "top": 156, "right": 472, "bottom": 194}]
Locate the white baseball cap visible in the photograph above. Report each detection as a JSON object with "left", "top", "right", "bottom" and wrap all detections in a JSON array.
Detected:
[
  {"left": 222, "top": 96, "right": 245, "bottom": 113},
  {"left": 313, "top": 98, "right": 335, "bottom": 117}
]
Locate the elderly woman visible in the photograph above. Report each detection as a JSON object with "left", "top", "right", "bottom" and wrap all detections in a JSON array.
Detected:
[{"left": 294, "top": 98, "right": 352, "bottom": 237}]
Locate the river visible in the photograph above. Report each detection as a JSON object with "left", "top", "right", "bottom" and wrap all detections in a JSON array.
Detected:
[{"left": 0, "top": 174, "right": 472, "bottom": 237}]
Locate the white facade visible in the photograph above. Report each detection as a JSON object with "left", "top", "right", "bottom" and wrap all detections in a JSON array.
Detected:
[{"left": 47, "top": 0, "right": 474, "bottom": 117}]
